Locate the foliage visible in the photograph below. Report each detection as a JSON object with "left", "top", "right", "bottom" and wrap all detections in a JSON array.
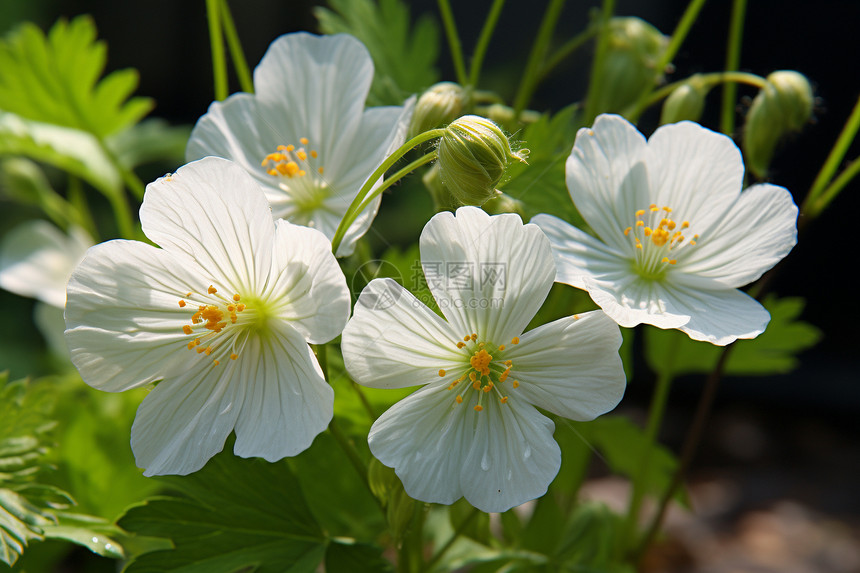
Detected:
[
  {"left": 315, "top": 0, "right": 440, "bottom": 105},
  {"left": 0, "top": 15, "right": 152, "bottom": 138}
]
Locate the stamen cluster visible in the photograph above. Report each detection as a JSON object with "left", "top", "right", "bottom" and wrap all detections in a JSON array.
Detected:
[
  {"left": 261, "top": 138, "right": 324, "bottom": 179},
  {"left": 623, "top": 204, "right": 699, "bottom": 277},
  {"left": 440, "top": 334, "right": 521, "bottom": 412},
  {"left": 178, "top": 285, "right": 247, "bottom": 366}
]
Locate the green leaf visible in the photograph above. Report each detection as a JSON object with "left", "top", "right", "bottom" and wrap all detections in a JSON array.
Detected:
[
  {"left": 106, "top": 119, "right": 191, "bottom": 170},
  {"left": 500, "top": 105, "right": 586, "bottom": 227},
  {"left": 645, "top": 295, "right": 822, "bottom": 377},
  {"left": 568, "top": 416, "right": 683, "bottom": 503},
  {"left": 0, "top": 376, "right": 57, "bottom": 566},
  {"left": 118, "top": 447, "right": 327, "bottom": 573},
  {"left": 0, "top": 111, "right": 122, "bottom": 198},
  {"left": 0, "top": 16, "right": 153, "bottom": 137},
  {"left": 324, "top": 538, "right": 393, "bottom": 573},
  {"left": 315, "top": 0, "right": 439, "bottom": 105},
  {"left": 41, "top": 511, "right": 125, "bottom": 559}
]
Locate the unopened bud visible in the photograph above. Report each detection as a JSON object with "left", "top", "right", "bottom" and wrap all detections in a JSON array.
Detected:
[
  {"left": 437, "top": 115, "right": 526, "bottom": 206},
  {"left": 482, "top": 191, "right": 525, "bottom": 218},
  {"left": 594, "top": 17, "right": 668, "bottom": 114},
  {"left": 743, "top": 70, "right": 814, "bottom": 177},
  {"left": 660, "top": 75, "right": 708, "bottom": 124},
  {"left": 409, "top": 82, "right": 468, "bottom": 137}
]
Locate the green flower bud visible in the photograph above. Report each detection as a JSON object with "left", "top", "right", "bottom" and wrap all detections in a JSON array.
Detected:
[
  {"left": 422, "top": 163, "right": 458, "bottom": 211},
  {"left": 594, "top": 17, "right": 668, "bottom": 114},
  {"left": 743, "top": 70, "right": 814, "bottom": 177},
  {"left": 437, "top": 115, "right": 526, "bottom": 206},
  {"left": 409, "top": 82, "right": 468, "bottom": 137},
  {"left": 660, "top": 75, "right": 708, "bottom": 125},
  {"left": 482, "top": 191, "right": 525, "bottom": 218}
]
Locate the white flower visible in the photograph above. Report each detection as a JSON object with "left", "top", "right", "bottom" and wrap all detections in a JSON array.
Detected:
[
  {"left": 0, "top": 221, "right": 93, "bottom": 357},
  {"left": 186, "top": 32, "right": 413, "bottom": 257},
  {"left": 0, "top": 220, "right": 92, "bottom": 308},
  {"left": 64, "top": 157, "right": 350, "bottom": 476},
  {"left": 342, "top": 207, "right": 626, "bottom": 513},
  {"left": 533, "top": 114, "right": 798, "bottom": 346}
]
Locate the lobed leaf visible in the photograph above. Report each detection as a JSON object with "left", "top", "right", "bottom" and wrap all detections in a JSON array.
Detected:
[{"left": 0, "top": 16, "right": 153, "bottom": 138}]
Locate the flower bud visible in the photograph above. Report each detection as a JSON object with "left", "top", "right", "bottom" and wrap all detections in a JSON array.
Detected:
[
  {"left": 437, "top": 115, "right": 526, "bottom": 206},
  {"left": 593, "top": 17, "right": 668, "bottom": 114},
  {"left": 409, "top": 82, "right": 468, "bottom": 137},
  {"left": 743, "top": 70, "right": 814, "bottom": 177},
  {"left": 482, "top": 191, "right": 525, "bottom": 218},
  {"left": 660, "top": 75, "right": 708, "bottom": 124}
]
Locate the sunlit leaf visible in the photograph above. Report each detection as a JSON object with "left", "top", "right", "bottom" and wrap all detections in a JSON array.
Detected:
[
  {"left": 315, "top": 0, "right": 439, "bottom": 105},
  {"left": 645, "top": 295, "right": 822, "bottom": 377},
  {"left": 0, "top": 111, "right": 122, "bottom": 197},
  {"left": 0, "top": 16, "right": 153, "bottom": 137},
  {"left": 119, "top": 447, "right": 327, "bottom": 573}
]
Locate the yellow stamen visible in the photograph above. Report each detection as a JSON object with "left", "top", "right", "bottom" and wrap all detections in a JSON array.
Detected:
[
  {"left": 208, "top": 285, "right": 217, "bottom": 294},
  {"left": 438, "top": 369, "right": 446, "bottom": 377},
  {"left": 178, "top": 300, "right": 186, "bottom": 307}
]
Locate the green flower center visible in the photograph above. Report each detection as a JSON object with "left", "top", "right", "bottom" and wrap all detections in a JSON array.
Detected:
[
  {"left": 623, "top": 204, "right": 699, "bottom": 280},
  {"left": 177, "top": 286, "right": 272, "bottom": 367},
  {"left": 439, "top": 333, "right": 522, "bottom": 412}
]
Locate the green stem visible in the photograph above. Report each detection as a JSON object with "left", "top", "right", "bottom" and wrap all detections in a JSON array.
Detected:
[
  {"left": 106, "top": 188, "right": 136, "bottom": 240},
  {"left": 583, "top": 0, "right": 615, "bottom": 124},
  {"left": 314, "top": 344, "right": 383, "bottom": 512},
  {"left": 468, "top": 0, "right": 506, "bottom": 87},
  {"left": 627, "top": 0, "right": 709, "bottom": 122},
  {"left": 437, "top": 0, "right": 468, "bottom": 86},
  {"left": 806, "top": 155, "right": 860, "bottom": 220},
  {"left": 627, "top": 71, "right": 766, "bottom": 122},
  {"left": 720, "top": 0, "right": 747, "bottom": 135},
  {"left": 331, "top": 129, "right": 445, "bottom": 255},
  {"left": 622, "top": 354, "right": 677, "bottom": 555},
  {"left": 99, "top": 138, "right": 147, "bottom": 200},
  {"left": 206, "top": 0, "right": 229, "bottom": 101},
  {"left": 635, "top": 344, "right": 734, "bottom": 563},
  {"left": 424, "top": 507, "right": 480, "bottom": 571},
  {"left": 539, "top": 23, "right": 599, "bottom": 83},
  {"left": 351, "top": 152, "right": 437, "bottom": 220},
  {"left": 513, "top": 0, "right": 567, "bottom": 117},
  {"left": 804, "top": 94, "right": 860, "bottom": 208},
  {"left": 219, "top": 0, "right": 254, "bottom": 94}
]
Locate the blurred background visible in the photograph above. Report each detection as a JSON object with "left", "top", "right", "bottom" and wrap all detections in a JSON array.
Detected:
[{"left": 1, "top": 1, "right": 858, "bottom": 571}]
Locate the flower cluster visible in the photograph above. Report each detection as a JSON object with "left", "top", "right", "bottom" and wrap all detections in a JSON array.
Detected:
[{"left": 57, "top": 31, "right": 797, "bottom": 514}]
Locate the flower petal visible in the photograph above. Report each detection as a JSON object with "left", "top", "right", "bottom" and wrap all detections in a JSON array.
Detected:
[
  {"left": 419, "top": 207, "right": 555, "bottom": 342},
  {"left": 232, "top": 321, "right": 333, "bottom": 460},
  {"left": 342, "top": 278, "right": 463, "bottom": 389},
  {"left": 331, "top": 101, "right": 414, "bottom": 257},
  {"left": 505, "top": 311, "right": 626, "bottom": 421},
  {"left": 646, "top": 121, "right": 744, "bottom": 231},
  {"left": 661, "top": 280, "right": 771, "bottom": 345},
  {"left": 565, "top": 114, "right": 650, "bottom": 251},
  {"left": 0, "top": 221, "right": 91, "bottom": 307},
  {"left": 185, "top": 93, "right": 280, "bottom": 193},
  {"left": 131, "top": 361, "right": 243, "bottom": 476},
  {"left": 266, "top": 220, "right": 350, "bottom": 344},
  {"left": 458, "top": 396, "right": 561, "bottom": 513},
  {"left": 253, "top": 33, "right": 372, "bottom": 162},
  {"left": 368, "top": 383, "right": 474, "bottom": 506},
  {"left": 680, "top": 183, "right": 798, "bottom": 287},
  {"left": 530, "top": 213, "right": 629, "bottom": 290},
  {"left": 140, "top": 157, "right": 275, "bottom": 293},
  {"left": 65, "top": 239, "right": 212, "bottom": 392}
]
